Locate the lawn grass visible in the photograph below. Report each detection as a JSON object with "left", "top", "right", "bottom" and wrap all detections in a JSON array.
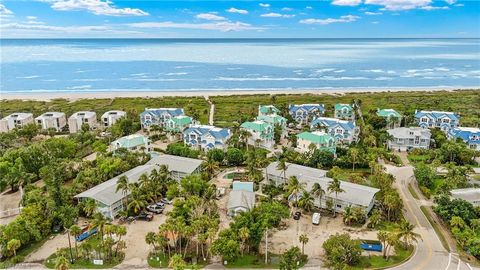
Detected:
[
  {"left": 224, "top": 254, "right": 286, "bottom": 268},
  {"left": 419, "top": 206, "right": 450, "bottom": 252},
  {"left": 408, "top": 183, "right": 420, "bottom": 200},
  {"left": 348, "top": 245, "right": 413, "bottom": 270},
  {"left": 147, "top": 252, "right": 209, "bottom": 268},
  {"left": 333, "top": 167, "right": 372, "bottom": 184},
  {"left": 0, "top": 236, "right": 50, "bottom": 268},
  {"left": 407, "top": 154, "right": 431, "bottom": 164}
]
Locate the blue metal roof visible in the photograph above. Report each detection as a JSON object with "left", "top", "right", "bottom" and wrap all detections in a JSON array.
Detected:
[
  {"left": 310, "top": 117, "right": 355, "bottom": 131},
  {"left": 414, "top": 110, "right": 459, "bottom": 121},
  {"left": 449, "top": 128, "right": 480, "bottom": 144},
  {"left": 289, "top": 104, "right": 325, "bottom": 113}
]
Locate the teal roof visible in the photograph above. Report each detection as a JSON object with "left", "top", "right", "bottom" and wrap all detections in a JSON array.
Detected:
[
  {"left": 241, "top": 121, "right": 271, "bottom": 132},
  {"left": 170, "top": 116, "right": 192, "bottom": 125},
  {"left": 297, "top": 131, "right": 334, "bottom": 144},
  {"left": 259, "top": 105, "right": 280, "bottom": 115},
  {"left": 232, "top": 181, "right": 254, "bottom": 192},
  {"left": 256, "top": 114, "right": 286, "bottom": 125},
  {"left": 335, "top": 103, "right": 353, "bottom": 110},
  {"left": 377, "top": 109, "right": 401, "bottom": 118},
  {"left": 113, "top": 134, "right": 148, "bottom": 148}
]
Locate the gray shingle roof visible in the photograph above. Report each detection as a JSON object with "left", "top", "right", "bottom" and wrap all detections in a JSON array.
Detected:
[
  {"left": 147, "top": 154, "right": 203, "bottom": 174},
  {"left": 266, "top": 162, "right": 379, "bottom": 207},
  {"left": 228, "top": 190, "right": 256, "bottom": 210}
]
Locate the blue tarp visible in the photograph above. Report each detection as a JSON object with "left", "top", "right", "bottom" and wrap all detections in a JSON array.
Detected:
[{"left": 360, "top": 243, "right": 382, "bottom": 252}]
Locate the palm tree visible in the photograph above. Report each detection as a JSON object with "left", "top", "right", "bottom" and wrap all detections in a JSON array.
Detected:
[
  {"left": 398, "top": 220, "right": 421, "bottom": 247},
  {"left": 114, "top": 225, "right": 127, "bottom": 257},
  {"left": 327, "top": 178, "right": 344, "bottom": 218},
  {"left": 169, "top": 254, "right": 187, "bottom": 270},
  {"left": 83, "top": 199, "right": 97, "bottom": 217},
  {"left": 55, "top": 255, "right": 70, "bottom": 270},
  {"left": 239, "top": 129, "right": 252, "bottom": 150},
  {"left": 202, "top": 157, "right": 219, "bottom": 177},
  {"left": 239, "top": 227, "right": 250, "bottom": 255},
  {"left": 128, "top": 186, "right": 148, "bottom": 214},
  {"left": 146, "top": 231, "right": 157, "bottom": 251},
  {"left": 311, "top": 183, "right": 325, "bottom": 209},
  {"left": 298, "top": 191, "right": 314, "bottom": 212},
  {"left": 69, "top": 225, "right": 82, "bottom": 259},
  {"left": 299, "top": 234, "right": 309, "bottom": 255},
  {"left": 276, "top": 159, "right": 288, "bottom": 182},
  {"left": 284, "top": 176, "right": 306, "bottom": 209},
  {"left": 92, "top": 212, "right": 108, "bottom": 258},
  {"left": 342, "top": 205, "right": 355, "bottom": 225},
  {"left": 349, "top": 148, "right": 359, "bottom": 171},
  {"left": 6, "top": 239, "right": 20, "bottom": 257}
]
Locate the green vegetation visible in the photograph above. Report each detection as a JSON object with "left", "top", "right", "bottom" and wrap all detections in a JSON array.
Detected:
[
  {"left": 349, "top": 245, "right": 413, "bottom": 270},
  {"left": 224, "top": 254, "right": 281, "bottom": 268},
  {"left": 420, "top": 206, "right": 450, "bottom": 252}
]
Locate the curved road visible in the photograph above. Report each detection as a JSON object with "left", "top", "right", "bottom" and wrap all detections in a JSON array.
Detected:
[{"left": 385, "top": 164, "right": 477, "bottom": 270}]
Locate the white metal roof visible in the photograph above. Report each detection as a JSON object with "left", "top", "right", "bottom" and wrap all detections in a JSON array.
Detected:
[
  {"left": 228, "top": 190, "right": 256, "bottom": 210},
  {"left": 35, "top": 112, "right": 65, "bottom": 119},
  {"left": 2, "top": 113, "right": 33, "bottom": 121},
  {"left": 147, "top": 154, "right": 203, "bottom": 174},
  {"left": 450, "top": 188, "right": 480, "bottom": 203}
]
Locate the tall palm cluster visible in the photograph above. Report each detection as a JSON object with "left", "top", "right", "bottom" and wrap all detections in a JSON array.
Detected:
[
  {"left": 377, "top": 220, "right": 421, "bottom": 260},
  {"left": 116, "top": 165, "right": 173, "bottom": 216},
  {"left": 146, "top": 174, "right": 220, "bottom": 263}
]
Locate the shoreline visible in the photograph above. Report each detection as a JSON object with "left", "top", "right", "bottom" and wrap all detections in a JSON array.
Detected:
[{"left": 1, "top": 87, "right": 478, "bottom": 101}]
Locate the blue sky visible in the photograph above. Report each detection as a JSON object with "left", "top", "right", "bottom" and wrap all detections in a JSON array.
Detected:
[{"left": 0, "top": 0, "right": 478, "bottom": 38}]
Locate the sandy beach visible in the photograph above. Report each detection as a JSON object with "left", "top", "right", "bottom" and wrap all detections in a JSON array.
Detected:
[{"left": 1, "top": 87, "right": 477, "bottom": 101}]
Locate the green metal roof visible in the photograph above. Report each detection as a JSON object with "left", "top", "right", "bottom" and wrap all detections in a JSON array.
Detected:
[
  {"left": 334, "top": 103, "right": 353, "bottom": 110},
  {"left": 113, "top": 134, "right": 148, "bottom": 148},
  {"left": 256, "top": 114, "right": 286, "bottom": 125},
  {"left": 297, "top": 131, "right": 334, "bottom": 144},
  {"left": 259, "top": 105, "right": 280, "bottom": 115},
  {"left": 170, "top": 115, "right": 192, "bottom": 125},
  {"left": 377, "top": 109, "right": 401, "bottom": 118},
  {"left": 241, "top": 121, "right": 272, "bottom": 132}
]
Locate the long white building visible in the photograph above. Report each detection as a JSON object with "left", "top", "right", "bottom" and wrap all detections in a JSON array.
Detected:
[
  {"left": 101, "top": 110, "right": 126, "bottom": 128},
  {"left": 0, "top": 113, "right": 34, "bottom": 133},
  {"left": 68, "top": 111, "right": 97, "bottom": 133},
  {"left": 35, "top": 112, "right": 67, "bottom": 131}
]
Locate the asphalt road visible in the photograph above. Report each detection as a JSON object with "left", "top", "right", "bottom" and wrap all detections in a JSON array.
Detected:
[{"left": 385, "top": 164, "right": 478, "bottom": 270}]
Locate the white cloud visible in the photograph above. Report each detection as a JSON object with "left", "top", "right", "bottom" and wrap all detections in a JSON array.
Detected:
[
  {"left": 50, "top": 0, "right": 149, "bottom": 16},
  {"left": 306, "top": 6, "right": 313, "bottom": 9},
  {"left": 0, "top": 4, "right": 13, "bottom": 16},
  {"left": 364, "top": 11, "right": 382, "bottom": 15},
  {"left": 445, "top": 0, "right": 456, "bottom": 4},
  {"left": 332, "top": 0, "right": 362, "bottom": 6},
  {"left": 420, "top": 5, "right": 449, "bottom": 10},
  {"left": 281, "top": 7, "right": 293, "bottom": 11},
  {"left": 195, "top": 13, "right": 226, "bottom": 21},
  {"left": 299, "top": 15, "right": 359, "bottom": 25},
  {"left": 364, "top": 0, "right": 432, "bottom": 11},
  {"left": 454, "top": 3, "right": 464, "bottom": 6},
  {"left": 226, "top": 7, "right": 248, "bottom": 14},
  {"left": 1, "top": 22, "right": 109, "bottom": 32},
  {"left": 372, "top": 21, "right": 380, "bottom": 24},
  {"left": 26, "top": 16, "right": 38, "bottom": 20},
  {"left": 260, "top": 12, "right": 295, "bottom": 18},
  {"left": 128, "top": 21, "right": 263, "bottom": 32},
  {"left": 259, "top": 3, "right": 270, "bottom": 8}
]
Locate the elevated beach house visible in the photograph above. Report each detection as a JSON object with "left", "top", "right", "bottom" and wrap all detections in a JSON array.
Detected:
[
  {"left": 377, "top": 109, "right": 402, "bottom": 129},
  {"left": 448, "top": 127, "right": 480, "bottom": 151},
  {"left": 101, "top": 110, "right": 126, "bottom": 128},
  {"left": 334, "top": 103, "right": 355, "bottom": 121},
  {"left": 310, "top": 117, "right": 359, "bottom": 144},
  {"left": 265, "top": 162, "right": 379, "bottom": 213},
  {"left": 256, "top": 105, "right": 287, "bottom": 138},
  {"left": 289, "top": 104, "right": 325, "bottom": 125},
  {"left": 68, "top": 111, "right": 97, "bottom": 133},
  {"left": 387, "top": 127, "right": 431, "bottom": 151},
  {"left": 110, "top": 134, "right": 151, "bottom": 153},
  {"left": 183, "top": 124, "right": 231, "bottom": 151},
  {"left": 240, "top": 120, "right": 274, "bottom": 149},
  {"left": 75, "top": 154, "right": 203, "bottom": 218},
  {"left": 414, "top": 110, "right": 460, "bottom": 132},
  {"left": 165, "top": 115, "right": 193, "bottom": 133},
  {"left": 0, "top": 113, "right": 34, "bottom": 133},
  {"left": 140, "top": 108, "right": 185, "bottom": 130},
  {"left": 35, "top": 112, "right": 67, "bottom": 132},
  {"left": 296, "top": 131, "right": 336, "bottom": 154}
]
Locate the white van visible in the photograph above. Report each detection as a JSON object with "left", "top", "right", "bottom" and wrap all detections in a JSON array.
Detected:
[{"left": 312, "top": 212, "right": 321, "bottom": 225}]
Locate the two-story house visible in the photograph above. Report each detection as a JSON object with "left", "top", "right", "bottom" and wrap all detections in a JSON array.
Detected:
[
  {"left": 0, "top": 113, "right": 34, "bottom": 133},
  {"left": 140, "top": 108, "right": 185, "bottom": 130},
  {"left": 414, "top": 110, "right": 460, "bottom": 132},
  {"left": 258, "top": 105, "right": 281, "bottom": 116},
  {"left": 101, "top": 110, "right": 126, "bottom": 128},
  {"left": 68, "top": 111, "right": 97, "bottom": 133},
  {"left": 240, "top": 120, "right": 274, "bottom": 149},
  {"left": 334, "top": 103, "right": 355, "bottom": 121},
  {"left": 183, "top": 124, "right": 231, "bottom": 151},
  {"left": 165, "top": 115, "right": 193, "bottom": 133},
  {"left": 448, "top": 127, "right": 480, "bottom": 151},
  {"left": 377, "top": 108, "right": 402, "bottom": 129},
  {"left": 387, "top": 127, "right": 431, "bottom": 151},
  {"left": 110, "top": 134, "right": 151, "bottom": 153},
  {"left": 310, "top": 117, "right": 359, "bottom": 144},
  {"left": 296, "top": 131, "right": 336, "bottom": 154},
  {"left": 289, "top": 104, "right": 325, "bottom": 125},
  {"left": 35, "top": 112, "right": 67, "bottom": 132}
]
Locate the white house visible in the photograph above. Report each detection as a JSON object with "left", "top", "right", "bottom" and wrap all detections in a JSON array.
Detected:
[
  {"left": 310, "top": 117, "right": 359, "bottom": 144},
  {"left": 450, "top": 188, "right": 480, "bottom": 207},
  {"left": 240, "top": 120, "right": 274, "bottom": 149},
  {"left": 448, "top": 127, "right": 480, "bottom": 151},
  {"left": 227, "top": 190, "right": 256, "bottom": 216},
  {"left": 265, "top": 162, "right": 379, "bottom": 213},
  {"left": 35, "top": 112, "right": 67, "bottom": 132},
  {"left": 110, "top": 134, "right": 151, "bottom": 153},
  {"left": 68, "top": 111, "right": 97, "bottom": 133},
  {"left": 183, "top": 124, "right": 231, "bottom": 151},
  {"left": 0, "top": 113, "right": 34, "bottom": 133},
  {"left": 387, "top": 127, "right": 431, "bottom": 151},
  {"left": 101, "top": 110, "right": 126, "bottom": 128}
]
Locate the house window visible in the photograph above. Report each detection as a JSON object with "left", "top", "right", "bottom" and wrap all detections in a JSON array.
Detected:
[
  {"left": 442, "top": 119, "right": 450, "bottom": 123},
  {"left": 336, "top": 129, "right": 343, "bottom": 134},
  {"left": 421, "top": 117, "right": 428, "bottom": 123},
  {"left": 145, "top": 115, "right": 151, "bottom": 121},
  {"left": 414, "top": 136, "right": 419, "bottom": 144}
]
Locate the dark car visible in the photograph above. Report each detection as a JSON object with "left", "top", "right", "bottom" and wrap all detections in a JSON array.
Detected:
[
  {"left": 136, "top": 212, "right": 154, "bottom": 221},
  {"left": 293, "top": 211, "right": 301, "bottom": 220},
  {"left": 147, "top": 204, "right": 164, "bottom": 214}
]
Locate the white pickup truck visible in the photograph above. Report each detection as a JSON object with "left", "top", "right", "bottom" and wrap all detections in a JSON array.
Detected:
[{"left": 312, "top": 212, "right": 321, "bottom": 225}]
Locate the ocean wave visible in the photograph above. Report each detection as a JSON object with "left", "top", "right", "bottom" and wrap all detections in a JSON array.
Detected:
[
  {"left": 16, "top": 75, "right": 40, "bottom": 79},
  {"left": 67, "top": 85, "right": 92, "bottom": 90}
]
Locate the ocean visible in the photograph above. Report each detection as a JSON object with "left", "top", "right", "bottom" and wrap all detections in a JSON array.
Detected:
[{"left": 0, "top": 38, "right": 479, "bottom": 94}]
